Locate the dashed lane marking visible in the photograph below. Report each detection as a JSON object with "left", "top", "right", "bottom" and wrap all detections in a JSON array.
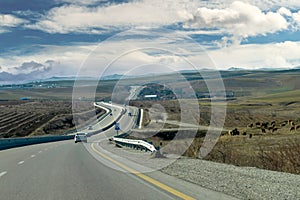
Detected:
[
  {"left": 0, "top": 171, "right": 7, "bottom": 178},
  {"left": 18, "top": 161, "right": 25, "bottom": 165}
]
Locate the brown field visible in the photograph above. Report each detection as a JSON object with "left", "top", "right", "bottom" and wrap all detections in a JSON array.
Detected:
[
  {"left": 130, "top": 96, "right": 300, "bottom": 174},
  {"left": 0, "top": 82, "right": 112, "bottom": 138},
  {"left": 0, "top": 100, "right": 105, "bottom": 138}
]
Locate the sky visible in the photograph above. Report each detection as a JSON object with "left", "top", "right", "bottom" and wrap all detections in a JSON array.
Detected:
[{"left": 1, "top": 0, "right": 300, "bottom": 83}]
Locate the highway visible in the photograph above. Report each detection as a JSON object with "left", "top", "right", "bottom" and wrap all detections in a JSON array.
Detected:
[
  {"left": 0, "top": 102, "right": 236, "bottom": 200},
  {"left": 0, "top": 141, "right": 179, "bottom": 199}
]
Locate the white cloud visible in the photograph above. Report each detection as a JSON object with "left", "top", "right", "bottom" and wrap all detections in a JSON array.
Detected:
[
  {"left": 200, "top": 0, "right": 300, "bottom": 11},
  {"left": 0, "top": 14, "right": 26, "bottom": 27},
  {"left": 101, "top": 39, "right": 300, "bottom": 72},
  {"left": 13, "top": 10, "right": 43, "bottom": 18},
  {"left": 25, "top": 0, "right": 298, "bottom": 48},
  {"left": 208, "top": 41, "right": 300, "bottom": 69},
  {"left": 14, "top": 61, "right": 52, "bottom": 74},
  {"left": 0, "top": 44, "right": 97, "bottom": 77},
  {"left": 0, "top": 39, "right": 293, "bottom": 78},
  {"left": 0, "top": 28, "right": 9, "bottom": 34},
  {"left": 185, "top": 1, "right": 289, "bottom": 44},
  {"left": 26, "top": 0, "right": 190, "bottom": 34},
  {"left": 0, "top": 28, "right": 215, "bottom": 77},
  {"left": 2, "top": 38, "right": 300, "bottom": 79},
  {"left": 293, "top": 11, "right": 300, "bottom": 23},
  {"left": 0, "top": 13, "right": 27, "bottom": 33},
  {"left": 278, "top": 7, "right": 292, "bottom": 17},
  {"left": 0, "top": 60, "right": 59, "bottom": 83},
  {"left": 2, "top": 0, "right": 300, "bottom": 78},
  {"left": 252, "top": 0, "right": 300, "bottom": 10}
]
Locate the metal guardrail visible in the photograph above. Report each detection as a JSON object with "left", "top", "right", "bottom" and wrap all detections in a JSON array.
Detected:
[
  {"left": 111, "top": 105, "right": 155, "bottom": 152},
  {"left": 0, "top": 102, "right": 139, "bottom": 151},
  {"left": 0, "top": 101, "right": 121, "bottom": 151},
  {"left": 113, "top": 137, "right": 157, "bottom": 152},
  {"left": 0, "top": 135, "right": 74, "bottom": 150}
]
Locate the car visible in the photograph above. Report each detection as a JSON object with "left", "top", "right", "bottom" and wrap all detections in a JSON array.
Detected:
[{"left": 74, "top": 132, "right": 87, "bottom": 143}]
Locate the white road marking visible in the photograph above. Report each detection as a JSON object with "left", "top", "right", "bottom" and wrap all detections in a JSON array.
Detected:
[
  {"left": 30, "top": 155, "right": 36, "bottom": 158},
  {"left": 0, "top": 171, "right": 7, "bottom": 178},
  {"left": 18, "top": 161, "right": 25, "bottom": 165}
]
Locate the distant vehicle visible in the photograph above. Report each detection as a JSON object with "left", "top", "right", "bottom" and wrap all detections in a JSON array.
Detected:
[
  {"left": 74, "top": 132, "right": 87, "bottom": 143},
  {"left": 88, "top": 125, "right": 93, "bottom": 130},
  {"left": 128, "top": 112, "right": 132, "bottom": 116}
]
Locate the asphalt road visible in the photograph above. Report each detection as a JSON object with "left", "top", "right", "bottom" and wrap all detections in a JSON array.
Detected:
[
  {"left": 0, "top": 103, "right": 236, "bottom": 200},
  {"left": 0, "top": 140, "right": 236, "bottom": 200},
  {"left": 0, "top": 141, "right": 180, "bottom": 200},
  {"left": 94, "top": 102, "right": 138, "bottom": 136}
]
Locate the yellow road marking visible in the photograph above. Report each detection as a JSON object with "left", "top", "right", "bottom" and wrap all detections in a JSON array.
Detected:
[{"left": 91, "top": 143, "right": 195, "bottom": 200}]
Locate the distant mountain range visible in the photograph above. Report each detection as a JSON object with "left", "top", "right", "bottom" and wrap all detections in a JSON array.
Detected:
[
  {"left": 0, "top": 71, "right": 45, "bottom": 85},
  {"left": 0, "top": 73, "right": 134, "bottom": 85},
  {"left": 1, "top": 67, "right": 300, "bottom": 85}
]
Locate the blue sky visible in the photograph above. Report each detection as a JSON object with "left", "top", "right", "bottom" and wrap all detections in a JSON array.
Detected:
[{"left": 1, "top": 0, "right": 300, "bottom": 82}]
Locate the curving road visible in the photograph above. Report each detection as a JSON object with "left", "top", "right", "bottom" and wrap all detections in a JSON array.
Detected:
[{"left": 0, "top": 102, "right": 236, "bottom": 200}]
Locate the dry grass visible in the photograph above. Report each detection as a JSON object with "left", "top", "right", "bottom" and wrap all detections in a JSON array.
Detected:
[
  {"left": 257, "top": 139, "right": 300, "bottom": 174},
  {"left": 189, "top": 134, "right": 300, "bottom": 174},
  {"left": 143, "top": 127, "right": 300, "bottom": 174},
  {"left": 130, "top": 95, "right": 300, "bottom": 175},
  {"left": 0, "top": 100, "right": 105, "bottom": 138}
]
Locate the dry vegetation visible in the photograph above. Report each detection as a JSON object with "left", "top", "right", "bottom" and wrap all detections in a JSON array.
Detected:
[
  {"left": 143, "top": 128, "right": 300, "bottom": 174},
  {"left": 205, "top": 135, "right": 300, "bottom": 174},
  {"left": 0, "top": 82, "right": 111, "bottom": 138},
  {"left": 129, "top": 91, "right": 300, "bottom": 175},
  {"left": 0, "top": 100, "right": 105, "bottom": 138}
]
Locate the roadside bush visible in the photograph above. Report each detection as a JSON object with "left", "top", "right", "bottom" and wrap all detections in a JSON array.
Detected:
[{"left": 258, "top": 140, "right": 300, "bottom": 174}]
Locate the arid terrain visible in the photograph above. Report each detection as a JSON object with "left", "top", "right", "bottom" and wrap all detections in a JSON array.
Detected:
[
  {"left": 0, "top": 100, "right": 106, "bottom": 138},
  {"left": 128, "top": 69, "right": 300, "bottom": 174},
  {"left": 1, "top": 69, "right": 300, "bottom": 174},
  {"left": 0, "top": 82, "right": 109, "bottom": 138}
]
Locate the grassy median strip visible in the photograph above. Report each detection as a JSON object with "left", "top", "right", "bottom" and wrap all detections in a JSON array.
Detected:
[{"left": 91, "top": 143, "right": 195, "bottom": 200}]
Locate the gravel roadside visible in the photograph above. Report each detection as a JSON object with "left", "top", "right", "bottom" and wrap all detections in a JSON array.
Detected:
[
  {"left": 100, "top": 140, "right": 300, "bottom": 199},
  {"left": 161, "top": 157, "right": 300, "bottom": 200}
]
